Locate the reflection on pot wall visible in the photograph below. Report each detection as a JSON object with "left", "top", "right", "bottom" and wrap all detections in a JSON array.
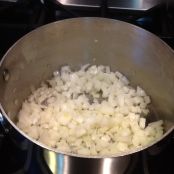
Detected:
[{"left": 43, "top": 150, "right": 132, "bottom": 174}]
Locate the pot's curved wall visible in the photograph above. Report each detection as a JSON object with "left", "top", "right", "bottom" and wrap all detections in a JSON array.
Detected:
[{"left": 0, "top": 17, "right": 174, "bottom": 157}]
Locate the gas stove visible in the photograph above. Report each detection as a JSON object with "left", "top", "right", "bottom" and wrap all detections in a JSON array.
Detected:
[{"left": 0, "top": 1, "right": 174, "bottom": 174}]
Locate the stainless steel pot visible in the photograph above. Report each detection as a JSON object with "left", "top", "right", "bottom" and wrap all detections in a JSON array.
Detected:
[{"left": 0, "top": 17, "right": 174, "bottom": 171}]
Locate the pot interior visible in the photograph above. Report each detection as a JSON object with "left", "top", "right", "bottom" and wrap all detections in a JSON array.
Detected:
[{"left": 0, "top": 18, "right": 174, "bottom": 155}]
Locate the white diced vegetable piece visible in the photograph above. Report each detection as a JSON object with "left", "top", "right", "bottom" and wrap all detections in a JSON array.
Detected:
[
  {"left": 148, "top": 120, "right": 163, "bottom": 128},
  {"left": 144, "top": 96, "right": 151, "bottom": 104},
  {"left": 117, "top": 142, "right": 128, "bottom": 151},
  {"left": 139, "top": 118, "right": 146, "bottom": 129},
  {"left": 137, "top": 86, "right": 146, "bottom": 96}
]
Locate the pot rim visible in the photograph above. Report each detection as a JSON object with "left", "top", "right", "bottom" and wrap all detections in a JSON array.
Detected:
[{"left": 0, "top": 17, "right": 174, "bottom": 158}]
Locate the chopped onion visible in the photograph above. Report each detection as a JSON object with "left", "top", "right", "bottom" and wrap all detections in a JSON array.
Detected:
[{"left": 17, "top": 65, "right": 164, "bottom": 156}]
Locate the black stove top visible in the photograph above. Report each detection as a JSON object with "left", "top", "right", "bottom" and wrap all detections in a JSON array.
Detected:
[
  {"left": 0, "top": 0, "right": 174, "bottom": 56},
  {"left": 0, "top": 1, "right": 174, "bottom": 174}
]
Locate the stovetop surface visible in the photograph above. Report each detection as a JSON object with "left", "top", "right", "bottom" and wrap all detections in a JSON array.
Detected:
[
  {"left": 0, "top": 1, "right": 174, "bottom": 174},
  {"left": 0, "top": 1, "right": 174, "bottom": 55}
]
